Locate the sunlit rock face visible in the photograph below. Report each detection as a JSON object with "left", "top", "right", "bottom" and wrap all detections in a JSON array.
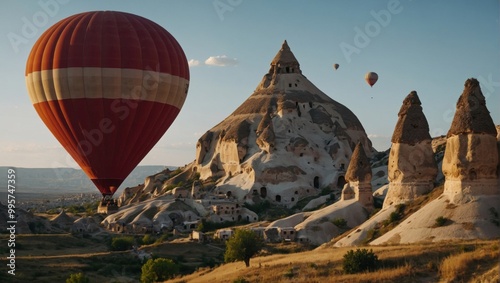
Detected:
[
  {"left": 384, "top": 91, "right": 438, "bottom": 207},
  {"left": 442, "top": 78, "right": 499, "bottom": 201},
  {"left": 194, "top": 41, "right": 374, "bottom": 207}
]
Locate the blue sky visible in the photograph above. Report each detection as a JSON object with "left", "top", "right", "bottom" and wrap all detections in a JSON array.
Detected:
[{"left": 1, "top": 0, "right": 499, "bottom": 169}]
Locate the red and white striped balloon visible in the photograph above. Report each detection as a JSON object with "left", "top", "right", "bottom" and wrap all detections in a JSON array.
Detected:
[{"left": 25, "top": 11, "right": 189, "bottom": 197}]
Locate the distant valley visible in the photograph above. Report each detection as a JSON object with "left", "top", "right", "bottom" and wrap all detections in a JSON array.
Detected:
[{"left": 0, "top": 165, "right": 174, "bottom": 198}]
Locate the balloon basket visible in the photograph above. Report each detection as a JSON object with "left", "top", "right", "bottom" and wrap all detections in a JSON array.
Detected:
[{"left": 97, "top": 198, "right": 119, "bottom": 214}]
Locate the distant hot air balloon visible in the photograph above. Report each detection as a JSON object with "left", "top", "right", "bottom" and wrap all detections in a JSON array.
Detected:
[
  {"left": 365, "top": 72, "right": 378, "bottom": 87},
  {"left": 25, "top": 11, "right": 189, "bottom": 199},
  {"left": 333, "top": 63, "right": 339, "bottom": 70}
]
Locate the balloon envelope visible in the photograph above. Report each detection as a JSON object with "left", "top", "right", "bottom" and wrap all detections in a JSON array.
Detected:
[
  {"left": 333, "top": 63, "right": 339, "bottom": 70},
  {"left": 365, "top": 72, "right": 378, "bottom": 87},
  {"left": 25, "top": 11, "right": 190, "bottom": 197}
]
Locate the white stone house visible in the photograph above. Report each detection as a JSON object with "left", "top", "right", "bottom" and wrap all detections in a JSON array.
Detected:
[{"left": 215, "top": 228, "right": 233, "bottom": 240}]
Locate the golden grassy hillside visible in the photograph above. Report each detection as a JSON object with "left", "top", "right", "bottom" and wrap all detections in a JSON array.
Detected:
[{"left": 167, "top": 240, "right": 499, "bottom": 283}]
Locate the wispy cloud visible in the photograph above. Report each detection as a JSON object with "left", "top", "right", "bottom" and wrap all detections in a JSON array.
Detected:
[
  {"left": 188, "top": 59, "right": 201, "bottom": 67},
  {"left": 204, "top": 55, "right": 238, "bottom": 67},
  {"left": 367, "top": 134, "right": 388, "bottom": 139},
  {"left": 188, "top": 55, "right": 239, "bottom": 67}
]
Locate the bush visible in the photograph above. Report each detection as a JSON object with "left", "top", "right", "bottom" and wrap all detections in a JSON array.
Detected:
[
  {"left": 435, "top": 216, "right": 448, "bottom": 227},
  {"left": 110, "top": 236, "right": 135, "bottom": 251},
  {"left": 141, "top": 234, "right": 156, "bottom": 245},
  {"left": 342, "top": 248, "right": 379, "bottom": 274},
  {"left": 332, "top": 218, "right": 347, "bottom": 228},
  {"left": 141, "top": 258, "right": 179, "bottom": 283},
  {"left": 66, "top": 272, "right": 89, "bottom": 283}
]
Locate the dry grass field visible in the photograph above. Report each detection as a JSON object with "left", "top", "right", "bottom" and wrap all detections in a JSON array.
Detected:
[
  {"left": 167, "top": 240, "right": 499, "bottom": 283},
  {"left": 0, "top": 233, "right": 498, "bottom": 282}
]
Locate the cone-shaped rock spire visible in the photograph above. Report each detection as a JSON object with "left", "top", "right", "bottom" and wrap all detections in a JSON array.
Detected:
[
  {"left": 271, "top": 40, "right": 300, "bottom": 69},
  {"left": 391, "top": 91, "right": 432, "bottom": 145},
  {"left": 342, "top": 142, "right": 373, "bottom": 210},
  {"left": 384, "top": 91, "right": 437, "bottom": 208},
  {"left": 345, "top": 142, "right": 372, "bottom": 183},
  {"left": 447, "top": 78, "right": 497, "bottom": 137},
  {"left": 443, "top": 78, "right": 499, "bottom": 200}
]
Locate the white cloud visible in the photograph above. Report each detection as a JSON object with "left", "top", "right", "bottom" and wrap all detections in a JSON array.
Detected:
[
  {"left": 188, "top": 59, "right": 201, "bottom": 67},
  {"left": 204, "top": 55, "right": 238, "bottom": 67},
  {"left": 367, "top": 134, "right": 388, "bottom": 139}
]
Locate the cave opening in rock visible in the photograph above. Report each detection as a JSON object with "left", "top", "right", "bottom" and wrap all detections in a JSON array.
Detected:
[{"left": 260, "top": 187, "right": 267, "bottom": 198}]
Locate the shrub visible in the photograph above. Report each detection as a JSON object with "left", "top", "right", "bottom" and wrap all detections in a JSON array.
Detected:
[
  {"left": 141, "top": 258, "right": 179, "bottom": 283},
  {"left": 332, "top": 218, "right": 347, "bottom": 228},
  {"left": 434, "top": 216, "right": 448, "bottom": 227},
  {"left": 141, "top": 234, "right": 156, "bottom": 245},
  {"left": 110, "top": 236, "right": 135, "bottom": 251},
  {"left": 342, "top": 248, "right": 379, "bottom": 274},
  {"left": 66, "top": 272, "right": 89, "bottom": 283}
]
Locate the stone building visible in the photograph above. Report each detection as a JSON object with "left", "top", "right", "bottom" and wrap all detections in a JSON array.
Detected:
[{"left": 384, "top": 91, "right": 438, "bottom": 207}]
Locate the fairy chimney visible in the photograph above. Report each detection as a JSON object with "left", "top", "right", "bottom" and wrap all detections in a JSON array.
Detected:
[
  {"left": 193, "top": 41, "right": 374, "bottom": 207},
  {"left": 383, "top": 91, "right": 438, "bottom": 207},
  {"left": 442, "top": 78, "right": 499, "bottom": 200},
  {"left": 342, "top": 142, "right": 373, "bottom": 209}
]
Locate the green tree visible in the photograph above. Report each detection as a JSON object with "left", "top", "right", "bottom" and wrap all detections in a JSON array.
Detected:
[
  {"left": 224, "top": 229, "right": 264, "bottom": 267},
  {"left": 110, "top": 236, "right": 135, "bottom": 251},
  {"left": 141, "top": 258, "right": 179, "bottom": 283},
  {"left": 66, "top": 272, "right": 89, "bottom": 283}
]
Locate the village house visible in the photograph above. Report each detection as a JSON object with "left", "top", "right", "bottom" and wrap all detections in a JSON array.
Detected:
[
  {"left": 214, "top": 228, "right": 233, "bottom": 241},
  {"left": 278, "top": 227, "right": 297, "bottom": 241}
]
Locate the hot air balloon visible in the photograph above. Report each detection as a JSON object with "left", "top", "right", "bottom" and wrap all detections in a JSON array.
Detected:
[
  {"left": 333, "top": 63, "right": 339, "bottom": 70},
  {"left": 365, "top": 72, "right": 378, "bottom": 87},
  {"left": 25, "top": 11, "right": 189, "bottom": 204}
]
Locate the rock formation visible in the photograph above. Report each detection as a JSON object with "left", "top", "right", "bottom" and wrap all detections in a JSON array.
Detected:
[
  {"left": 369, "top": 79, "right": 500, "bottom": 245},
  {"left": 194, "top": 40, "right": 373, "bottom": 207},
  {"left": 342, "top": 142, "right": 374, "bottom": 210},
  {"left": 442, "top": 78, "right": 499, "bottom": 201},
  {"left": 383, "top": 91, "right": 438, "bottom": 207}
]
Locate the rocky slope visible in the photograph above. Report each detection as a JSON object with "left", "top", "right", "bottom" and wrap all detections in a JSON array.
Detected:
[{"left": 336, "top": 79, "right": 500, "bottom": 247}]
